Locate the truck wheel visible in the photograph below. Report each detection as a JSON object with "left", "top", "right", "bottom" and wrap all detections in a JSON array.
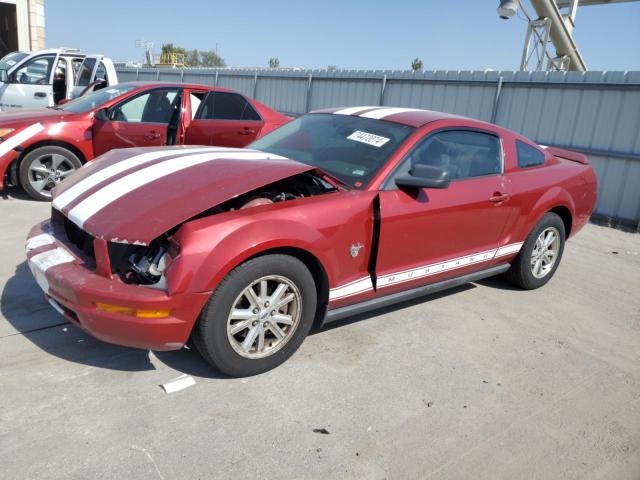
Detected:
[
  {"left": 193, "top": 254, "right": 317, "bottom": 377},
  {"left": 19, "top": 146, "right": 82, "bottom": 201},
  {"left": 504, "top": 212, "right": 566, "bottom": 290}
]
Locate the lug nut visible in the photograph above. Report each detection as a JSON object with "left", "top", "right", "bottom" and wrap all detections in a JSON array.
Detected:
[
  {"left": 252, "top": 320, "right": 258, "bottom": 326},
  {"left": 270, "top": 310, "right": 275, "bottom": 316},
  {"left": 264, "top": 301, "right": 270, "bottom": 307},
  {"left": 253, "top": 308, "right": 259, "bottom": 314}
]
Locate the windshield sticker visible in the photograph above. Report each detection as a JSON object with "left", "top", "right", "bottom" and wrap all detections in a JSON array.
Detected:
[
  {"left": 6, "top": 60, "right": 16, "bottom": 66},
  {"left": 347, "top": 130, "right": 390, "bottom": 148},
  {"left": 105, "top": 88, "right": 119, "bottom": 94},
  {"left": 352, "top": 169, "right": 365, "bottom": 176}
]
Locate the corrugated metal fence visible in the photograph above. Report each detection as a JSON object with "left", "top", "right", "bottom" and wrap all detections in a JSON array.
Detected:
[{"left": 116, "top": 67, "right": 640, "bottom": 230}]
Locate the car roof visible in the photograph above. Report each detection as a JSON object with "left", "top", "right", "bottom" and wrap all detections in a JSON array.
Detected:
[
  {"left": 311, "top": 106, "right": 480, "bottom": 128},
  {"left": 117, "top": 81, "right": 235, "bottom": 93}
]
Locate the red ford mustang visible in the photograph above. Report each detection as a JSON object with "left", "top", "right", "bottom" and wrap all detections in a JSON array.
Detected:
[
  {"left": 26, "top": 107, "right": 597, "bottom": 377},
  {"left": 0, "top": 82, "right": 290, "bottom": 200}
]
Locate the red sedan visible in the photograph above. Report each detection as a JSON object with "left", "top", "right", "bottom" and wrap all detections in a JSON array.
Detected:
[
  {"left": 0, "top": 82, "right": 290, "bottom": 200},
  {"left": 26, "top": 107, "right": 597, "bottom": 376}
]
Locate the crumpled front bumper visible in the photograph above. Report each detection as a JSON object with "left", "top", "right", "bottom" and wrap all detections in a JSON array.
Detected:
[{"left": 25, "top": 220, "right": 210, "bottom": 351}]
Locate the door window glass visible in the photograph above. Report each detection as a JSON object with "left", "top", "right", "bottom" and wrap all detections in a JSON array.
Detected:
[
  {"left": 196, "top": 92, "right": 261, "bottom": 121},
  {"left": 516, "top": 140, "right": 545, "bottom": 168},
  {"left": 75, "top": 57, "right": 97, "bottom": 86},
  {"left": 94, "top": 62, "right": 107, "bottom": 81},
  {"left": 189, "top": 92, "right": 206, "bottom": 120},
  {"left": 12, "top": 55, "right": 55, "bottom": 85},
  {"left": 398, "top": 130, "right": 502, "bottom": 181},
  {"left": 112, "top": 89, "right": 178, "bottom": 123}
]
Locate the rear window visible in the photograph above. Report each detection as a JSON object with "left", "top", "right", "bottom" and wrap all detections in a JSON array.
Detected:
[{"left": 516, "top": 140, "right": 545, "bottom": 168}]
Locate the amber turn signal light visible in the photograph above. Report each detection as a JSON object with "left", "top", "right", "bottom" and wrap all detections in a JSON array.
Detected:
[{"left": 95, "top": 302, "right": 171, "bottom": 319}]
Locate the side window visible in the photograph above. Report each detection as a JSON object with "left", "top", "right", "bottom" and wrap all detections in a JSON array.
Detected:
[
  {"left": 195, "top": 92, "right": 261, "bottom": 121},
  {"left": 12, "top": 55, "right": 55, "bottom": 85},
  {"left": 400, "top": 130, "right": 502, "bottom": 181},
  {"left": 112, "top": 89, "right": 178, "bottom": 123},
  {"left": 516, "top": 140, "right": 545, "bottom": 168},
  {"left": 189, "top": 92, "right": 206, "bottom": 120},
  {"left": 76, "top": 58, "right": 97, "bottom": 86},
  {"left": 94, "top": 62, "right": 107, "bottom": 81},
  {"left": 71, "top": 58, "right": 83, "bottom": 81}
]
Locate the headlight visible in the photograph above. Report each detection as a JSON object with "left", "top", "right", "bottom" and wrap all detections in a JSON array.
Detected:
[{"left": 0, "top": 127, "right": 15, "bottom": 139}]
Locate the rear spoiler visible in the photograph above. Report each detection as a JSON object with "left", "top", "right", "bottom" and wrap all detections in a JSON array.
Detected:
[{"left": 540, "top": 145, "right": 589, "bottom": 165}]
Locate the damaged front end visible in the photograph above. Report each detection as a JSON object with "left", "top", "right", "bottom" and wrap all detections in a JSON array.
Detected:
[{"left": 87, "top": 171, "right": 340, "bottom": 291}]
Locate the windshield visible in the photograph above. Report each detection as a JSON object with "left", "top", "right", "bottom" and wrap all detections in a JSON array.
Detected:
[
  {"left": 59, "top": 85, "right": 137, "bottom": 113},
  {"left": 0, "top": 51, "right": 28, "bottom": 71},
  {"left": 249, "top": 113, "right": 415, "bottom": 188}
]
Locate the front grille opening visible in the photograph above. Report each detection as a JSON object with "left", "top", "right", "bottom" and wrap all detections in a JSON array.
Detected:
[{"left": 63, "top": 217, "right": 95, "bottom": 259}]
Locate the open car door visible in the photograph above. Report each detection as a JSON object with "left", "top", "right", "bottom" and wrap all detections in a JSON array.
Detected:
[
  {"left": 70, "top": 55, "right": 118, "bottom": 99},
  {"left": 92, "top": 87, "right": 182, "bottom": 157}
]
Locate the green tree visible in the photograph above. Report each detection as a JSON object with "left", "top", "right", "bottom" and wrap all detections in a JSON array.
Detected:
[
  {"left": 186, "top": 49, "right": 200, "bottom": 67},
  {"left": 199, "top": 50, "right": 225, "bottom": 67},
  {"left": 268, "top": 57, "right": 280, "bottom": 68},
  {"left": 411, "top": 58, "right": 423, "bottom": 71}
]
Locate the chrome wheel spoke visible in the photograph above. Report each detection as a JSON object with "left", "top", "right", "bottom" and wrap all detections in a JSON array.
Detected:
[
  {"left": 272, "top": 313, "right": 293, "bottom": 326},
  {"left": 58, "top": 169, "right": 75, "bottom": 178},
  {"left": 230, "top": 308, "right": 255, "bottom": 321},
  {"left": 267, "top": 322, "right": 286, "bottom": 340},
  {"left": 50, "top": 154, "right": 66, "bottom": 170},
  {"left": 244, "top": 286, "right": 261, "bottom": 308},
  {"left": 530, "top": 226, "right": 560, "bottom": 279},
  {"left": 241, "top": 325, "right": 260, "bottom": 351},
  {"left": 229, "top": 319, "right": 252, "bottom": 335},
  {"left": 30, "top": 178, "right": 49, "bottom": 193},
  {"left": 274, "top": 293, "right": 295, "bottom": 310},
  {"left": 29, "top": 164, "right": 49, "bottom": 175},
  {"left": 256, "top": 325, "right": 265, "bottom": 352}
]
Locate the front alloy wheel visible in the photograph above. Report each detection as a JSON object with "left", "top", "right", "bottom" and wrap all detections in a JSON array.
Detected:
[
  {"left": 227, "top": 275, "right": 302, "bottom": 359},
  {"left": 193, "top": 254, "right": 317, "bottom": 377}
]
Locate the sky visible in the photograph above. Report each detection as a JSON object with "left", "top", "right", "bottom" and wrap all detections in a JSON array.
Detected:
[{"left": 46, "top": 0, "right": 640, "bottom": 71}]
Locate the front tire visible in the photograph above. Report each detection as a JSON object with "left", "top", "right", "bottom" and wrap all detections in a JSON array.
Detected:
[
  {"left": 19, "top": 146, "right": 82, "bottom": 201},
  {"left": 504, "top": 212, "right": 566, "bottom": 290},
  {"left": 193, "top": 254, "right": 317, "bottom": 377}
]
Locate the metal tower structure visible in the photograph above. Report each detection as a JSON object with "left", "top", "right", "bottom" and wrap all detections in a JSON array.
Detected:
[{"left": 497, "top": 0, "right": 640, "bottom": 71}]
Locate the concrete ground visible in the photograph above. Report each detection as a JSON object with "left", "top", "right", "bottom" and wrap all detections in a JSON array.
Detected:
[{"left": 1, "top": 187, "right": 639, "bottom": 480}]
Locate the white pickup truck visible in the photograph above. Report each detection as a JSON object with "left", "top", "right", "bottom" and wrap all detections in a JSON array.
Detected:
[{"left": 0, "top": 48, "right": 118, "bottom": 111}]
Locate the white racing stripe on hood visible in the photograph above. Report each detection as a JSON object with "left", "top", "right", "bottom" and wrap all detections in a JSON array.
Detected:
[
  {"left": 68, "top": 151, "right": 287, "bottom": 227},
  {"left": 52, "top": 147, "right": 232, "bottom": 211},
  {"left": 0, "top": 123, "right": 45, "bottom": 158},
  {"left": 359, "top": 107, "right": 421, "bottom": 119},
  {"left": 333, "top": 106, "right": 380, "bottom": 116}
]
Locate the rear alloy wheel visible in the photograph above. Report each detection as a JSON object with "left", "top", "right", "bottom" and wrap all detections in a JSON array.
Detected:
[
  {"left": 193, "top": 254, "right": 317, "bottom": 377},
  {"left": 504, "top": 212, "right": 566, "bottom": 290},
  {"left": 19, "top": 146, "right": 82, "bottom": 201}
]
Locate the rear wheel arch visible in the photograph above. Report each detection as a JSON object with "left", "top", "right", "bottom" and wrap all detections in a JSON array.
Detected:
[{"left": 548, "top": 205, "right": 572, "bottom": 239}]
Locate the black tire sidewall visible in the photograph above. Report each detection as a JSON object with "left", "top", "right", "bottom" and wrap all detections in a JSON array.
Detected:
[
  {"left": 196, "top": 255, "right": 317, "bottom": 377},
  {"left": 19, "top": 146, "right": 82, "bottom": 201},
  {"left": 517, "top": 213, "right": 566, "bottom": 289}
]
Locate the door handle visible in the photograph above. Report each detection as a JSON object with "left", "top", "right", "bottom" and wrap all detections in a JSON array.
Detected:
[
  {"left": 237, "top": 129, "right": 256, "bottom": 135},
  {"left": 144, "top": 131, "right": 161, "bottom": 140},
  {"left": 34, "top": 92, "right": 47, "bottom": 98},
  {"left": 489, "top": 192, "right": 509, "bottom": 203}
]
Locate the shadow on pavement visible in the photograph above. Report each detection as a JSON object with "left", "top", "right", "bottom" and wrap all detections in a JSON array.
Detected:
[
  {"left": 3, "top": 260, "right": 510, "bottom": 377},
  {"left": 1, "top": 261, "right": 227, "bottom": 377}
]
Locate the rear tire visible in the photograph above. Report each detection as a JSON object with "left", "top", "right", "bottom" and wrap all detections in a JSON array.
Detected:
[
  {"left": 193, "top": 254, "right": 317, "bottom": 377},
  {"left": 504, "top": 212, "right": 565, "bottom": 290},
  {"left": 19, "top": 146, "right": 82, "bottom": 201}
]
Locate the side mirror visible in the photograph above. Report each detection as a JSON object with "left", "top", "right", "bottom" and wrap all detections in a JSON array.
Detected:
[
  {"left": 395, "top": 164, "right": 451, "bottom": 190},
  {"left": 94, "top": 108, "right": 109, "bottom": 121},
  {"left": 0, "top": 69, "right": 9, "bottom": 83}
]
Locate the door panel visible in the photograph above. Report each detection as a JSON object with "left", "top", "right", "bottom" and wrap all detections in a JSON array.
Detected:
[
  {"left": 374, "top": 129, "right": 514, "bottom": 297},
  {"left": 92, "top": 120, "right": 168, "bottom": 156},
  {"left": 376, "top": 177, "right": 513, "bottom": 294},
  {"left": 184, "top": 119, "right": 263, "bottom": 147}
]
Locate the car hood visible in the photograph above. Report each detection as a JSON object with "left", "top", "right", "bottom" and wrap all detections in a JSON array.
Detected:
[
  {"left": 0, "top": 107, "right": 71, "bottom": 126},
  {"left": 52, "top": 146, "right": 315, "bottom": 245}
]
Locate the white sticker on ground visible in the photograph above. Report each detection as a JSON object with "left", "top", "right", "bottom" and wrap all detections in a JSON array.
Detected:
[
  {"left": 161, "top": 374, "right": 196, "bottom": 393},
  {"left": 347, "top": 130, "right": 390, "bottom": 148},
  {"left": 0, "top": 122, "right": 45, "bottom": 158},
  {"left": 52, "top": 147, "right": 233, "bottom": 211},
  {"left": 25, "top": 233, "right": 56, "bottom": 251},
  {"left": 68, "top": 151, "right": 287, "bottom": 227}
]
